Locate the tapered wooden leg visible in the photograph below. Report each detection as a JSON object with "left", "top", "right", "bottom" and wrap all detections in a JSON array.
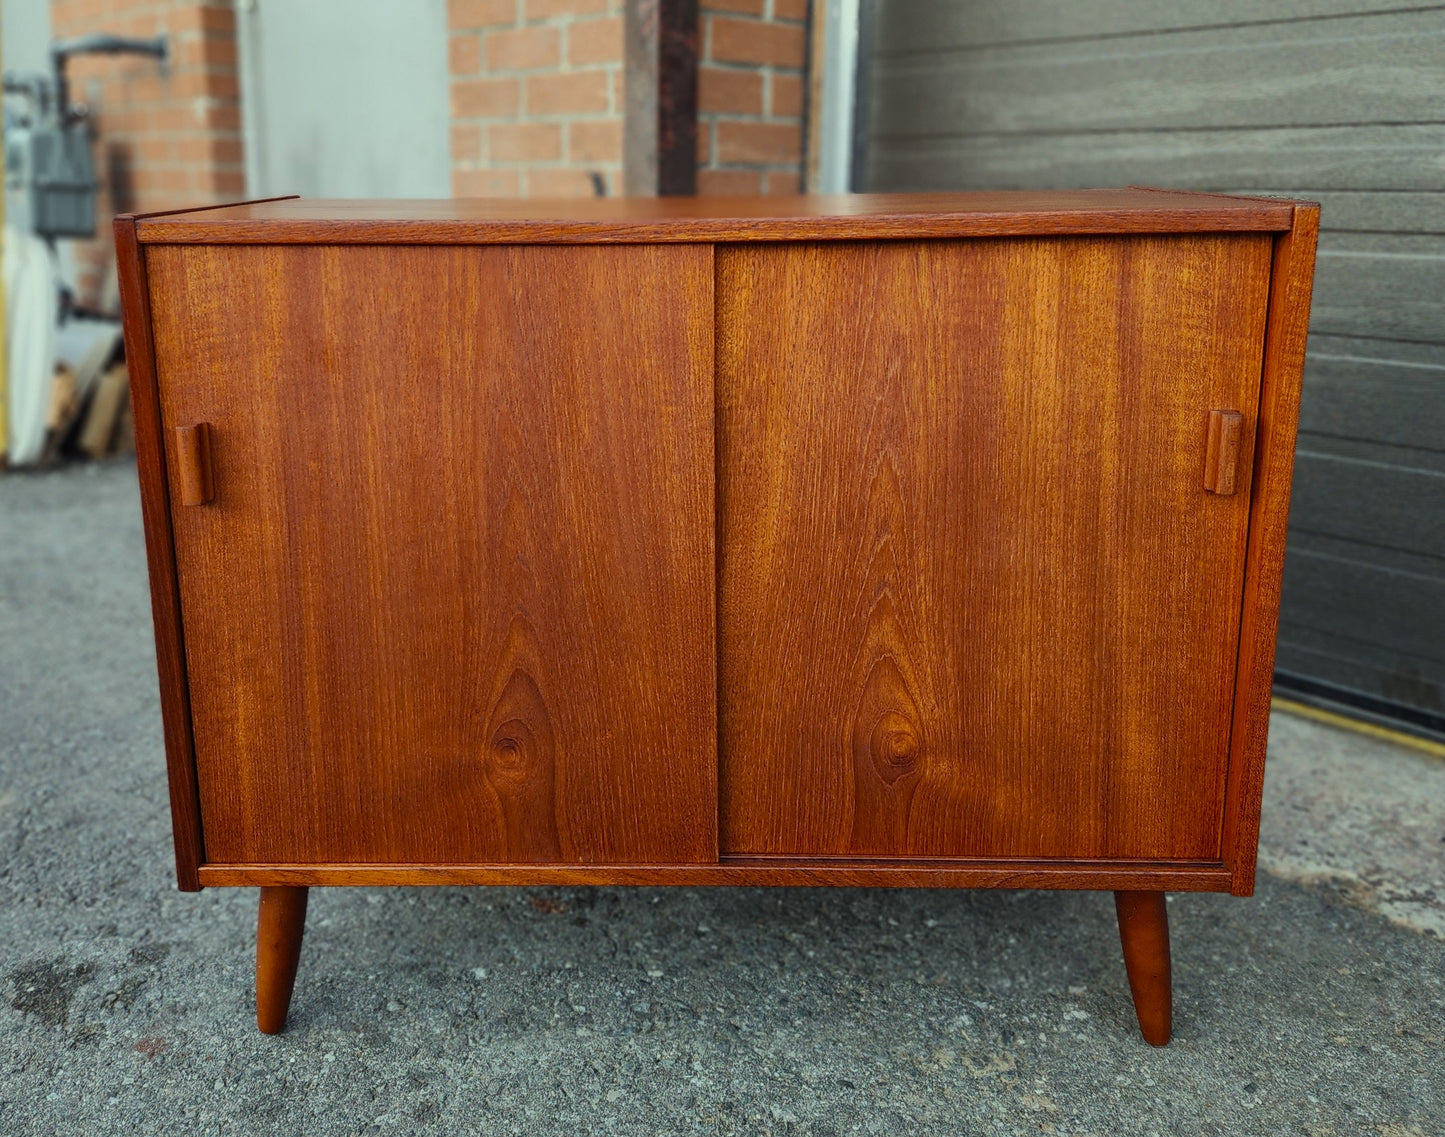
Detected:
[
  {"left": 1114, "top": 890, "right": 1172, "bottom": 1046},
  {"left": 256, "top": 886, "right": 309, "bottom": 1034}
]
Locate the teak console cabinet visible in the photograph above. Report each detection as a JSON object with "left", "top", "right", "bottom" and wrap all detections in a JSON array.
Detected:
[{"left": 116, "top": 190, "right": 1319, "bottom": 1044}]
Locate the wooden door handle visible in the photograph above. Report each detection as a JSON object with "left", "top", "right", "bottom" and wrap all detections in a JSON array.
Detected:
[
  {"left": 174, "top": 422, "right": 215, "bottom": 505},
  {"left": 1204, "top": 410, "right": 1243, "bottom": 495}
]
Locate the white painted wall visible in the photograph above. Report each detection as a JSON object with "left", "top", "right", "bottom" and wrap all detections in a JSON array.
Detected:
[
  {"left": 2, "top": 0, "right": 52, "bottom": 76},
  {"left": 3, "top": 0, "right": 56, "bottom": 246},
  {"left": 236, "top": 0, "right": 451, "bottom": 199}
]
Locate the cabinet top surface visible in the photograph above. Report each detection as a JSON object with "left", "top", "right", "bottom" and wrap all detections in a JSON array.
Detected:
[{"left": 128, "top": 189, "right": 1304, "bottom": 245}]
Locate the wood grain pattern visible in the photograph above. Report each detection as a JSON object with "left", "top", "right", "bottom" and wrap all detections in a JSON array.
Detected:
[
  {"left": 113, "top": 216, "right": 205, "bottom": 892},
  {"left": 197, "top": 858, "right": 1233, "bottom": 891},
  {"left": 255, "top": 886, "right": 308, "bottom": 1034},
  {"left": 1204, "top": 409, "right": 1244, "bottom": 495},
  {"left": 718, "top": 235, "right": 1274, "bottom": 860},
  {"left": 173, "top": 423, "right": 214, "bottom": 506},
  {"left": 1223, "top": 205, "right": 1321, "bottom": 895},
  {"left": 146, "top": 243, "right": 717, "bottom": 865},
  {"left": 131, "top": 189, "right": 1294, "bottom": 245},
  {"left": 1114, "top": 890, "right": 1172, "bottom": 1046}
]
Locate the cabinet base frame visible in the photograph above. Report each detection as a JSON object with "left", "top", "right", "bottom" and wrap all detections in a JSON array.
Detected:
[{"left": 205, "top": 857, "right": 1232, "bottom": 891}]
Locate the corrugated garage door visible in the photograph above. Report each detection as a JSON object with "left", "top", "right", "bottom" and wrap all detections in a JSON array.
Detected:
[{"left": 859, "top": 1, "right": 1445, "bottom": 736}]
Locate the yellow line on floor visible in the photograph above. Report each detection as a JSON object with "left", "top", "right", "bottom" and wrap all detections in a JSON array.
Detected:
[{"left": 1271, "top": 696, "right": 1445, "bottom": 760}]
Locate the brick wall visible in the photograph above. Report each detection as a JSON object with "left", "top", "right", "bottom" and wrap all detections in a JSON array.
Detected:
[
  {"left": 448, "top": 0, "right": 624, "bottom": 197},
  {"left": 697, "top": 0, "right": 808, "bottom": 194},
  {"left": 50, "top": 0, "right": 244, "bottom": 306},
  {"left": 51, "top": 0, "right": 808, "bottom": 284}
]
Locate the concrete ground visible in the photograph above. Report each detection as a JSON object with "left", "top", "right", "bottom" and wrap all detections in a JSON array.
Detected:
[{"left": 1, "top": 462, "right": 1441, "bottom": 1137}]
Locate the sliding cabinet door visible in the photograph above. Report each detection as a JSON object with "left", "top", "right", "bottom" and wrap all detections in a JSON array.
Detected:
[
  {"left": 149, "top": 243, "right": 717, "bottom": 865},
  {"left": 718, "top": 236, "right": 1272, "bottom": 860}
]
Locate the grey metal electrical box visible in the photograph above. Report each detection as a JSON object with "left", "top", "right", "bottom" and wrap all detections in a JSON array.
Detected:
[
  {"left": 3, "top": 33, "right": 167, "bottom": 242},
  {"left": 4, "top": 120, "right": 98, "bottom": 239}
]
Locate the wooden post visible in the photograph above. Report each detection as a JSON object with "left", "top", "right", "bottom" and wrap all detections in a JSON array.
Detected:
[
  {"left": 623, "top": 0, "right": 699, "bottom": 196},
  {"left": 256, "top": 886, "right": 309, "bottom": 1034},
  {"left": 1114, "top": 890, "right": 1173, "bottom": 1046}
]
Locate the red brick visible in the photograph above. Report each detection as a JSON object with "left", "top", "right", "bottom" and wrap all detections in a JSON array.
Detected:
[
  {"left": 205, "top": 72, "right": 241, "bottom": 101},
  {"left": 525, "top": 70, "right": 610, "bottom": 114},
  {"left": 525, "top": 0, "right": 608, "bottom": 18},
  {"left": 702, "top": 0, "right": 765, "bottom": 13},
  {"left": 448, "top": 0, "right": 516, "bottom": 30},
  {"left": 100, "top": 108, "right": 137, "bottom": 133},
  {"left": 772, "top": 0, "right": 809, "bottom": 20},
  {"left": 196, "top": 102, "right": 242, "bottom": 131},
  {"left": 173, "top": 33, "right": 239, "bottom": 68},
  {"left": 122, "top": 166, "right": 158, "bottom": 195},
  {"left": 210, "top": 136, "right": 244, "bottom": 164},
  {"left": 715, "top": 120, "right": 801, "bottom": 164},
  {"left": 164, "top": 5, "right": 236, "bottom": 37},
  {"left": 149, "top": 105, "right": 190, "bottom": 132},
  {"left": 124, "top": 74, "right": 167, "bottom": 103},
  {"left": 451, "top": 124, "right": 483, "bottom": 162},
  {"left": 102, "top": 13, "right": 135, "bottom": 38},
  {"left": 763, "top": 168, "right": 801, "bottom": 194},
  {"left": 769, "top": 71, "right": 803, "bottom": 118},
  {"left": 454, "top": 168, "right": 520, "bottom": 196},
  {"left": 198, "top": 167, "right": 246, "bottom": 196},
  {"left": 699, "top": 66, "right": 763, "bottom": 115},
  {"left": 452, "top": 77, "right": 521, "bottom": 118},
  {"left": 174, "top": 135, "right": 219, "bottom": 163},
  {"left": 449, "top": 34, "right": 483, "bottom": 75},
  {"left": 697, "top": 123, "right": 715, "bottom": 163},
  {"left": 163, "top": 136, "right": 194, "bottom": 162},
  {"left": 569, "top": 119, "right": 622, "bottom": 163},
  {"left": 151, "top": 167, "right": 192, "bottom": 195},
  {"left": 525, "top": 167, "right": 602, "bottom": 197},
  {"left": 486, "top": 25, "right": 562, "bottom": 70},
  {"left": 489, "top": 121, "right": 562, "bottom": 162},
  {"left": 136, "top": 136, "right": 172, "bottom": 162},
  {"left": 708, "top": 16, "right": 805, "bottom": 66},
  {"left": 698, "top": 168, "right": 764, "bottom": 195},
  {"left": 567, "top": 16, "right": 622, "bottom": 65}
]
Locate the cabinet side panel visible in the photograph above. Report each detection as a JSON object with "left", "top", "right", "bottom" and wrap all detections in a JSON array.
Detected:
[
  {"left": 114, "top": 218, "right": 204, "bottom": 890},
  {"left": 718, "top": 236, "right": 1273, "bottom": 860},
  {"left": 1224, "top": 206, "right": 1321, "bottom": 895},
  {"left": 147, "top": 243, "right": 717, "bottom": 865}
]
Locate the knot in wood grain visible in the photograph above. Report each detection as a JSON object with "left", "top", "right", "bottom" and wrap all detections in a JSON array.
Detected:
[
  {"left": 854, "top": 654, "right": 926, "bottom": 787},
  {"left": 482, "top": 670, "right": 551, "bottom": 788},
  {"left": 870, "top": 709, "right": 921, "bottom": 784},
  {"left": 489, "top": 718, "right": 534, "bottom": 771}
]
